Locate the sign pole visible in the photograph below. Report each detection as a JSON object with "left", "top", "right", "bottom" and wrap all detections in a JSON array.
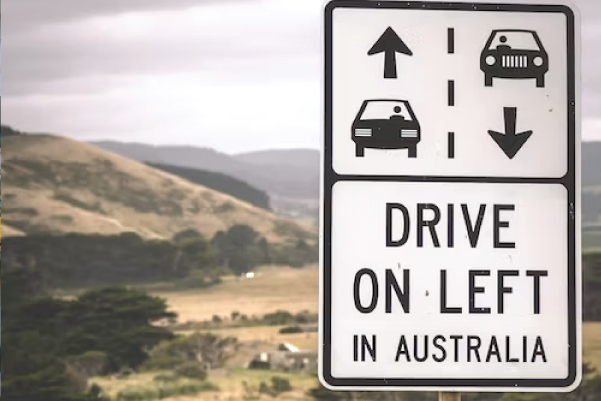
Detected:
[{"left": 439, "top": 392, "right": 461, "bottom": 401}]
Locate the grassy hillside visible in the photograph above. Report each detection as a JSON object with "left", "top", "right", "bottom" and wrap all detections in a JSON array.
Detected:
[
  {"left": 147, "top": 162, "right": 271, "bottom": 211},
  {"left": 1, "top": 131, "right": 316, "bottom": 244}
]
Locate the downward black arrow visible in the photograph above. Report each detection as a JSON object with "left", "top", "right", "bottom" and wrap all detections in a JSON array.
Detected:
[
  {"left": 368, "top": 27, "right": 413, "bottom": 79},
  {"left": 488, "top": 107, "right": 533, "bottom": 159}
]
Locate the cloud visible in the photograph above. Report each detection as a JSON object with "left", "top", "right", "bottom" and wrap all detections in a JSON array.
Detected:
[
  {"left": 3, "top": 0, "right": 320, "bottom": 96},
  {"left": 2, "top": 0, "right": 600, "bottom": 150},
  {"left": 1, "top": 0, "right": 257, "bottom": 32},
  {"left": 1, "top": 72, "right": 321, "bottom": 152}
]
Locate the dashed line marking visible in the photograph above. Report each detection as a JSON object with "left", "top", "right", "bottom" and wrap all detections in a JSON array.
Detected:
[{"left": 448, "top": 28, "right": 455, "bottom": 54}]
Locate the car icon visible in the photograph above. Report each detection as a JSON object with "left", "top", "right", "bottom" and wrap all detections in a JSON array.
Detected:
[
  {"left": 480, "top": 29, "right": 548, "bottom": 88},
  {"left": 351, "top": 99, "right": 420, "bottom": 158}
]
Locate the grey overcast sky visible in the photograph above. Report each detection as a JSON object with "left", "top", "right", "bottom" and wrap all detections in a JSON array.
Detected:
[{"left": 2, "top": 0, "right": 600, "bottom": 153}]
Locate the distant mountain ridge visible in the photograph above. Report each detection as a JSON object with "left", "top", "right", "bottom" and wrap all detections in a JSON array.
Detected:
[
  {"left": 583, "top": 141, "right": 601, "bottom": 188},
  {"left": 236, "top": 148, "right": 320, "bottom": 168},
  {"left": 147, "top": 162, "right": 271, "bottom": 211},
  {"left": 91, "top": 141, "right": 319, "bottom": 199},
  {"left": 92, "top": 139, "right": 601, "bottom": 249}
]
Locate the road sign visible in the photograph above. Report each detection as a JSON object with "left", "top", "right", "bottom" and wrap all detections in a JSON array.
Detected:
[{"left": 319, "top": 0, "right": 581, "bottom": 393}]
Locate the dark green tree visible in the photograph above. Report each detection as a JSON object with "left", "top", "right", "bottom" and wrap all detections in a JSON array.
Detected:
[
  {"left": 211, "top": 224, "right": 268, "bottom": 273},
  {"left": 3, "top": 269, "right": 177, "bottom": 400},
  {"left": 175, "top": 235, "right": 217, "bottom": 276},
  {"left": 63, "top": 286, "right": 176, "bottom": 371}
]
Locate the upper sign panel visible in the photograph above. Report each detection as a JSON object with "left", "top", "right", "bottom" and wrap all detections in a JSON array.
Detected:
[{"left": 327, "top": 2, "right": 576, "bottom": 178}]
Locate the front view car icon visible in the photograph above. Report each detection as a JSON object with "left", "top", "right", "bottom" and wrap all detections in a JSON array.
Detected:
[
  {"left": 480, "top": 29, "right": 548, "bottom": 88},
  {"left": 351, "top": 99, "right": 420, "bottom": 158}
]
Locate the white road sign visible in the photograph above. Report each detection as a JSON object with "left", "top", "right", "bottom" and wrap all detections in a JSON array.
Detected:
[{"left": 319, "top": 0, "right": 581, "bottom": 393}]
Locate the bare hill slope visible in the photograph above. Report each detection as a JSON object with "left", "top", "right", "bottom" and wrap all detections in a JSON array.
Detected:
[{"left": 1, "top": 134, "right": 315, "bottom": 243}]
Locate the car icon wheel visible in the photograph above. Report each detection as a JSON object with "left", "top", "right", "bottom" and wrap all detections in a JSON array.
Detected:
[
  {"left": 536, "top": 75, "right": 545, "bottom": 88},
  {"left": 485, "top": 74, "right": 493, "bottom": 87}
]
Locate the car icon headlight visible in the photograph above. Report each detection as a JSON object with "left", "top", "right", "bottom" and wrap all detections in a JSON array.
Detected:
[
  {"left": 533, "top": 56, "right": 544, "bottom": 67},
  {"left": 485, "top": 55, "right": 496, "bottom": 66},
  {"left": 354, "top": 128, "right": 372, "bottom": 137}
]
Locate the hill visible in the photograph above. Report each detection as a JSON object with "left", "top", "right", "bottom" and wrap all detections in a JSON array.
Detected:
[
  {"left": 92, "top": 141, "right": 319, "bottom": 200},
  {"left": 583, "top": 142, "right": 601, "bottom": 188},
  {"left": 147, "top": 162, "right": 271, "bottom": 211},
  {"left": 91, "top": 140, "right": 601, "bottom": 233},
  {"left": 235, "top": 149, "right": 320, "bottom": 169},
  {"left": 583, "top": 142, "right": 601, "bottom": 249},
  {"left": 1, "top": 132, "right": 316, "bottom": 244}
]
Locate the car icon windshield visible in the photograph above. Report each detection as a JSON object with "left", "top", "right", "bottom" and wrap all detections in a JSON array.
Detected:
[
  {"left": 487, "top": 31, "right": 542, "bottom": 51},
  {"left": 358, "top": 100, "right": 415, "bottom": 121}
]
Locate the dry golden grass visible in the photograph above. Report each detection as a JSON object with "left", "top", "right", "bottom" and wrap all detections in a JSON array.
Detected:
[
  {"left": 92, "top": 369, "right": 318, "bottom": 401},
  {"left": 96, "top": 266, "right": 601, "bottom": 401},
  {"left": 2, "top": 134, "right": 315, "bottom": 243},
  {"left": 1, "top": 222, "right": 25, "bottom": 237},
  {"left": 212, "top": 326, "right": 317, "bottom": 352},
  {"left": 584, "top": 322, "right": 601, "bottom": 370},
  {"left": 157, "top": 266, "right": 318, "bottom": 324}
]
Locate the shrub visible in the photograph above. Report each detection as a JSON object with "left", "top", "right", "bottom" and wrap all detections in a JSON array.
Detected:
[
  {"left": 248, "top": 360, "right": 270, "bottom": 370},
  {"left": 143, "top": 332, "right": 237, "bottom": 372},
  {"left": 279, "top": 325, "right": 302, "bottom": 334},
  {"left": 68, "top": 350, "right": 109, "bottom": 377},
  {"left": 258, "top": 376, "right": 293, "bottom": 397},
  {"left": 116, "top": 381, "right": 219, "bottom": 401},
  {"left": 271, "top": 376, "right": 292, "bottom": 393},
  {"left": 263, "top": 310, "right": 295, "bottom": 325},
  {"left": 87, "top": 383, "right": 111, "bottom": 401},
  {"left": 259, "top": 382, "right": 271, "bottom": 395},
  {"left": 174, "top": 362, "right": 207, "bottom": 380},
  {"left": 140, "top": 354, "right": 186, "bottom": 371},
  {"left": 153, "top": 374, "right": 179, "bottom": 383}
]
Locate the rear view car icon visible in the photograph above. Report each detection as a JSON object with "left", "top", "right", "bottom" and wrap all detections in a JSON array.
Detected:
[
  {"left": 480, "top": 29, "right": 548, "bottom": 88},
  {"left": 351, "top": 99, "right": 420, "bottom": 158}
]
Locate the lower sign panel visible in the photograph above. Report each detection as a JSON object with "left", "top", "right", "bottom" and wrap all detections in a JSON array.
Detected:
[{"left": 321, "top": 181, "right": 579, "bottom": 391}]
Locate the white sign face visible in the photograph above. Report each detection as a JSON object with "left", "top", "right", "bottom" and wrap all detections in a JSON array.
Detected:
[{"left": 320, "top": 0, "right": 581, "bottom": 393}]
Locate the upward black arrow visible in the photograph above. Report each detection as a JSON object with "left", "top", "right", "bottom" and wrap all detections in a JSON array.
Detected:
[
  {"left": 488, "top": 107, "right": 533, "bottom": 159},
  {"left": 368, "top": 27, "right": 413, "bottom": 79}
]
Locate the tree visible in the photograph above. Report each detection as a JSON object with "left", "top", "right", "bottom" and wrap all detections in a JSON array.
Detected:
[
  {"left": 172, "top": 229, "right": 204, "bottom": 244},
  {"left": 176, "top": 235, "right": 217, "bottom": 272},
  {"left": 63, "top": 286, "right": 176, "bottom": 371},
  {"left": 143, "top": 332, "right": 238, "bottom": 371},
  {"left": 2, "top": 270, "right": 88, "bottom": 401},
  {"left": 2, "top": 270, "right": 177, "bottom": 400},
  {"left": 211, "top": 224, "right": 268, "bottom": 273}
]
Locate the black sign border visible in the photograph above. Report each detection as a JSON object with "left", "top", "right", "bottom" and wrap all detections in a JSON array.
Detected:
[{"left": 321, "top": 0, "right": 578, "bottom": 390}]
